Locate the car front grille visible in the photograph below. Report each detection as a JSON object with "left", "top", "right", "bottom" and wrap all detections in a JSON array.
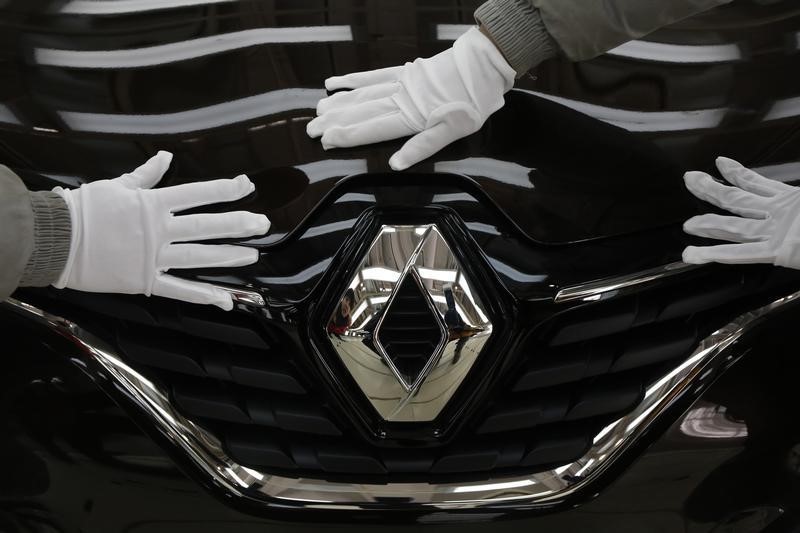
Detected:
[{"left": 26, "top": 263, "right": 800, "bottom": 482}]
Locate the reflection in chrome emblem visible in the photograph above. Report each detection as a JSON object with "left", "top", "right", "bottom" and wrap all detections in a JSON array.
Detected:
[{"left": 327, "top": 225, "right": 493, "bottom": 422}]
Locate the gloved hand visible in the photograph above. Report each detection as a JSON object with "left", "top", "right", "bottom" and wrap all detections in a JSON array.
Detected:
[
  {"left": 683, "top": 157, "right": 800, "bottom": 268},
  {"left": 307, "top": 27, "right": 515, "bottom": 171},
  {"left": 52, "top": 151, "right": 270, "bottom": 310}
]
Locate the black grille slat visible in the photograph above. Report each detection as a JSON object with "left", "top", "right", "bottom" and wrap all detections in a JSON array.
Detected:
[
  {"left": 610, "top": 327, "right": 697, "bottom": 373},
  {"left": 118, "top": 332, "right": 207, "bottom": 377},
  {"left": 225, "top": 431, "right": 298, "bottom": 470},
  {"left": 173, "top": 386, "right": 250, "bottom": 425},
  {"left": 172, "top": 384, "right": 342, "bottom": 437},
  {"left": 513, "top": 349, "right": 612, "bottom": 392},
  {"left": 522, "top": 434, "right": 592, "bottom": 467},
  {"left": 118, "top": 325, "right": 305, "bottom": 395},
  {"left": 431, "top": 448, "right": 500, "bottom": 474},
  {"left": 179, "top": 314, "right": 269, "bottom": 350},
  {"left": 548, "top": 301, "right": 637, "bottom": 346},
  {"left": 566, "top": 380, "right": 643, "bottom": 421},
  {"left": 315, "top": 447, "right": 388, "bottom": 475},
  {"left": 513, "top": 322, "right": 697, "bottom": 393},
  {"left": 477, "top": 392, "right": 571, "bottom": 434}
]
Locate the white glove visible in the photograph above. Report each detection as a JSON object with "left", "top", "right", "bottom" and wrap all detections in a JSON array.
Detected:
[
  {"left": 683, "top": 157, "right": 800, "bottom": 268},
  {"left": 307, "top": 27, "right": 515, "bottom": 171},
  {"left": 53, "top": 151, "right": 270, "bottom": 310}
]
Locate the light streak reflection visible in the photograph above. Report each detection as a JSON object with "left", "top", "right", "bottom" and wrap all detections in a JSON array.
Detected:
[{"left": 36, "top": 26, "right": 354, "bottom": 69}]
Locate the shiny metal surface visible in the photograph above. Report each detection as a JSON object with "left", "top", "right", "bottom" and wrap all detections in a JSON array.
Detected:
[
  {"left": 326, "top": 225, "right": 492, "bottom": 422},
  {"left": 223, "top": 286, "right": 266, "bottom": 308},
  {"left": 554, "top": 262, "right": 701, "bottom": 303},
  {"left": 6, "top": 285, "right": 798, "bottom": 510}
]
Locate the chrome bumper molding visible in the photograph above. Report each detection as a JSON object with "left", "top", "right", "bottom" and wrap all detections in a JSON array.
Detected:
[{"left": 4, "top": 288, "right": 796, "bottom": 511}]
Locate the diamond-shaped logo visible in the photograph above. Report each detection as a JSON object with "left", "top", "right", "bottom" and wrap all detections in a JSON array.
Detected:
[{"left": 326, "top": 225, "right": 493, "bottom": 422}]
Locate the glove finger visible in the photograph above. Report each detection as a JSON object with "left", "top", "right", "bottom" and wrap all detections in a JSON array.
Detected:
[
  {"left": 152, "top": 274, "right": 234, "bottom": 311},
  {"left": 683, "top": 214, "right": 773, "bottom": 243},
  {"left": 716, "top": 156, "right": 789, "bottom": 197},
  {"left": 161, "top": 175, "right": 254, "bottom": 213},
  {"left": 317, "top": 82, "right": 399, "bottom": 115},
  {"left": 682, "top": 242, "right": 774, "bottom": 265},
  {"left": 684, "top": 171, "right": 769, "bottom": 218},
  {"left": 320, "top": 112, "right": 415, "bottom": 150},
  {"left": 325, "top": 66, "right": 404, "bottom": 91},
  {"left": 388, "top": 121, "right": 461, "bottom": 171},
  {"left": 309, "top": 97, "right": 400, "bottom": 139},
  {"left": 116, "top": 150, "right": 173, "bottom": 189},
  {"left": 161, "top": 243, "right": 258, "bottom": 270},
  {"left": 169, "top": 211, "right": 270, "bottom": 242}
]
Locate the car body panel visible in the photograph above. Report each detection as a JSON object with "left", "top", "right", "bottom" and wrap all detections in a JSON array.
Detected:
[
  {"left": 3, "top": 1, "right": 800, "bottom": 530},
  {"left": 1, "top": 0, "right": 800, "bottom": 248}
]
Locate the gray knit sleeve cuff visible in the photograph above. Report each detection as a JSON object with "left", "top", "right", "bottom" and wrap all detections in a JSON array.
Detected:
[
  {"left": 20, "top": 190, "right": 72, "bottom": 287},
  {"left": 474, "top": 0, "right": 558, "bottom": 76}
]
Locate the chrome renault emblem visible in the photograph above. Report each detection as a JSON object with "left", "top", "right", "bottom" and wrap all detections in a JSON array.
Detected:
[{"left": 326, "top": 225, "right": 493, "bottom": 422}]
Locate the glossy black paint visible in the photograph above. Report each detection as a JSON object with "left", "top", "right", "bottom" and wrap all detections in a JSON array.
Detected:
[
  {"left": 1, "top": 0, "right": 800, "bottom": 248},
  {"left": 3, "top": 0, "right": 800, "bottom": 530}
]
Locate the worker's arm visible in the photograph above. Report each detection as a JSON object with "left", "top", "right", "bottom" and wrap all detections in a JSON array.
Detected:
[
  {"left": 308, "top": 0, "right": 732, "bottom": 170},
  {"left": 475, "top": 0, "right": 732, "bottom": 75},
  {"left": 0, "top": 165, "right": 70, "bottom": 302}
]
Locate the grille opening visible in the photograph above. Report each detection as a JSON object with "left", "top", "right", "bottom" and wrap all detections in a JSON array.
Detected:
[{"left": 377, "top": 275, "right": 444, "bottom": 385}]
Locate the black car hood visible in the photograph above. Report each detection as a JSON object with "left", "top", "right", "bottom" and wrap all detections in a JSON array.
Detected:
[{"left": 1, "top": 0, "right": 800, "bottom": 246}]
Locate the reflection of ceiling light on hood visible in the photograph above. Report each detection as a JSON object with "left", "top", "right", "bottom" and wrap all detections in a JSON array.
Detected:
[
  {"left": 487, "top": 257, "right": 547, "bottom": 283},
  {"left": 436, "top": 24, "right": 741, "bottom": 63},
  {"left": 764, "top": 95, "right": 800, "bottom": 121},
  {"left": 335, "top": 193, "right": 376, "bottom": 204},
  {"left": 754, "top": 161, "right": 800, "bottom": 183},
  {"left": 35, "top": 26, "right": 354, "bottom": 69},
  {"left": 296, "top": 159, "right": 368, "bottom": 184},
  {"left": 436, "top": 24, "right": 475, "bottom": 41},
  {"left": 0, "top": 104, "right": 20, "bottom": 125},
  {"left": 435, "top": 158, "right": 534, "bottom": 188},
  {"left": 301, "top": 219, "right": 359, "bottom": 239},
  {"left": 60, "top": 0, "right": 236, "bottom": 15},
  {"left": 517, "top": 89, "right": 726, "bottom": 132},
  {"left": 431, "top": 193, "right": 477, "bottom": 203},
  {"left": 58, "top": 88, "right": 324, "bottom": 134},
  {"left": 607, "top": 40, "right": 741, "bottom": 63}
]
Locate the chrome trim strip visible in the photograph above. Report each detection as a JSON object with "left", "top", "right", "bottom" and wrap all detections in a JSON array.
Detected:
[
  {"left": 554, "top": 261, "right": 700, "bottom": 303},
  {"left": 4, "top": 289, "right": 797, "bottom": 511},
  {"left": 222, "top": 286, "right": 266, "bottom": 308}
]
